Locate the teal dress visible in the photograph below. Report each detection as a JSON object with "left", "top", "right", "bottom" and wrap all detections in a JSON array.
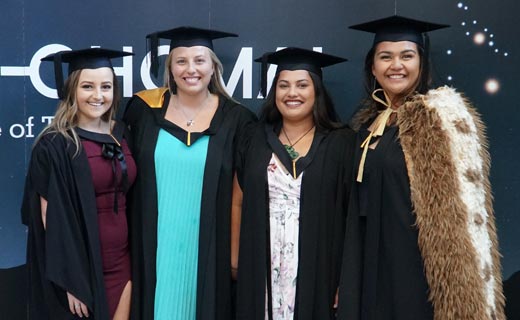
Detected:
[
  {"left": 154, "top": 129, "right": 209, "bottom": 320},
  {"left": 124, "top": 92, "right": 257, "bottom": 320}
]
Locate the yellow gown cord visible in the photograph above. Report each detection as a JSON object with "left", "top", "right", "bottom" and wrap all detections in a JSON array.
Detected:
[{"left": 356, "top": 89, "right": 397, "bottom": 182}]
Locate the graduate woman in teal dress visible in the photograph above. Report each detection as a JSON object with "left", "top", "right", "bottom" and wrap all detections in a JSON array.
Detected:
[{"left": 123, "top": 27, "right": 256, "bottom": 320}]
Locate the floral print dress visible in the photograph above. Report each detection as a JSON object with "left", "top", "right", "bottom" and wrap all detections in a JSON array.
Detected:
[{"left": 265, "top": 154, "right": 303, "bottom": 320}]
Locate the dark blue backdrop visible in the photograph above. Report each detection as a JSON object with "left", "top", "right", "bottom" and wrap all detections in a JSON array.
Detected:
[{"left": 1, "top": 0, "right": 518, "bottom": 318}]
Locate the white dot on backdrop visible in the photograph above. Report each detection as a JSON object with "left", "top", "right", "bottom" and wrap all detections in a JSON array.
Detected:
[
  {"left": 464, "top": 6, "right": 468, "bottom": 10},
  {"left": 489, "top": 41, "right": 494, "bottom": 46},
  {"left": 504, "top": 52, "right": 509, "bottom": 56},
  {"left": 473, "top": 32, "right": 486, "bottom": 44},
  {"left": 484, "top": 28, "right": 488, "bottom": 32},
  {"left": 466, "top": 31, "right": 471, "bottom": 36},
  {"left": 447, "top": 49, "right": 452, "bottom": 55},
  {"left": 458, "top": 2, "right": 463, "bottom": 8},
  {"left": 448, "top": 76, "right": 453, "bottom": 81},
  {"left": 495, "top": 49, "right": 499, "bottom": 53},
  {"left": 490, "top": 34, "right": 494, "bottom": 38},
  {"left": 485, "top": 79, "right": 500, "bottom": 94},
  {"left": 473, "top": 20, "right": 477, "bottom": 24},
  {"left": 461, "top": 22, "right": 466, "bottom": 26}
]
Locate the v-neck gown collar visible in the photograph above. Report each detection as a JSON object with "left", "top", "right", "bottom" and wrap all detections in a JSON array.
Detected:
[{"left": 152, "top": 91, "right": 225, "bottom": 146}]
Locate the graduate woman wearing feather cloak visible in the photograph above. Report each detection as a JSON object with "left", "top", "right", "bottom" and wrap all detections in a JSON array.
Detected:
[
  {"left": 337, "top": 15, "right": 505, "bottom": 320},
  {"left": 235, "top": 47, "right": 356, "bottom": 320},
  {"left": 21, "top": 48, "right": 136, "bottom": 320}
]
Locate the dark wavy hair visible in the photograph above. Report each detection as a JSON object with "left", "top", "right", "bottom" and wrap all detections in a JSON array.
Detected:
[{"left": 259, "top": 71, "right": 342, "bottom": 131}]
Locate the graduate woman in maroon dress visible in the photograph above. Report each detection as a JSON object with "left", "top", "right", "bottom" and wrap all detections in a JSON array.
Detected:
[{"left": 21, "top": 48, "right": 136, "bottom": 320}]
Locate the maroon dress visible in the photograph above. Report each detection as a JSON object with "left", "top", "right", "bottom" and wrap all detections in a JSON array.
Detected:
[{"left": 82, "top": 133, "right": 137, "bottom": 318}]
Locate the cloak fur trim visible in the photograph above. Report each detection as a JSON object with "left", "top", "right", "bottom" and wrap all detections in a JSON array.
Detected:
[{"left": 397, "top": 86, "right": 505, "bottom": 320}]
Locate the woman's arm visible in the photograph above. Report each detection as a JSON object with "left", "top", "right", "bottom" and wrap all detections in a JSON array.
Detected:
[
  {"left": 231, "top": 173, "right": 243, "bottom": 280},
  {"left": 40, "top": 196, "right": 47, "bottom": 230}
]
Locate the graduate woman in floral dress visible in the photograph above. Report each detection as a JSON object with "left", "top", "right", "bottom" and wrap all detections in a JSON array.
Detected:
[{"left": 235, "top": 47, "right": 355, "bottom": 320}]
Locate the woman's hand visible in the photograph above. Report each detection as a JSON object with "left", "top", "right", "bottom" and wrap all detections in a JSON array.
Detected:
[
  {"left": 334, "top": 287, "right": 339, "bottom": 309},
  {"left": 67, "top": 291, "right": 89, "bottom": 318}
]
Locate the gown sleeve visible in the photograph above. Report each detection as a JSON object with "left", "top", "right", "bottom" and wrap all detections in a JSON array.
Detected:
[
  {"left": 21, "top": 134, "right": 99, "bottom": 316},
  {"left": 21, "top": 139, "right": 51, "bottom": 225},
  {"left": 234, "top": 121, "right": 260, "bottom": 189}
]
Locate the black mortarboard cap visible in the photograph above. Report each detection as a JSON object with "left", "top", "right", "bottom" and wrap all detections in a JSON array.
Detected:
[
  {"left": 255, "top": 47, "right": 347, "bottom": 98},
  {"left": 349, "top": 15, "right": 449, "bottom": 47},
  {"left": 146, "top": 26, "right": 238, "bottom": 77},
  {"left": 41, "top": 48, "right": 133, "bottom": 99}
]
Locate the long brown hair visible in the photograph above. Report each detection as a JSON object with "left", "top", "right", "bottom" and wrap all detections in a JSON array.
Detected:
[{"left": 35, "top": 68, "right": 120, "bottom": 156}]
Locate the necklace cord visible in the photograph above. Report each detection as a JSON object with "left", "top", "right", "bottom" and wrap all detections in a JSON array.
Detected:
[{"left": 281, "top": 125, "right": 315, "bottom": 161}]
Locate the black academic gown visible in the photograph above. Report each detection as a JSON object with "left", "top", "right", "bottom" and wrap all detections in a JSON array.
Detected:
[
  {"left": 20, "top": 123, "right": 130, "bottom": 320},
  {"left": 236, "top": 122, "right": 356, "bottom": 320},
  {"left": 123, "top": 91, "right": 256, "bottom": 320},
  {"left": 337, "top": 125, "right": 433, "bottom": 320}
]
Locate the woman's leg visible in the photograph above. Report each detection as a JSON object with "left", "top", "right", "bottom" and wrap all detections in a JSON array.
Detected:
[{"left": 113, "top": 280, "right": 132, "bottom": 320}]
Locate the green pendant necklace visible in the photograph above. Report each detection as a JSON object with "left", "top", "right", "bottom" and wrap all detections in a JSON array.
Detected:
[{"left": 282, "top": 126, "right": 315, "bottom": 160}]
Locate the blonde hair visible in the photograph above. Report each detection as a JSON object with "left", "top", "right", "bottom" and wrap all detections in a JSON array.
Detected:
[
  {"left": 164, "top": 47, "right": 235, "bottom": 101},
  {"left": 35, "top": 68, "right": 120, "bottom": 156}
]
